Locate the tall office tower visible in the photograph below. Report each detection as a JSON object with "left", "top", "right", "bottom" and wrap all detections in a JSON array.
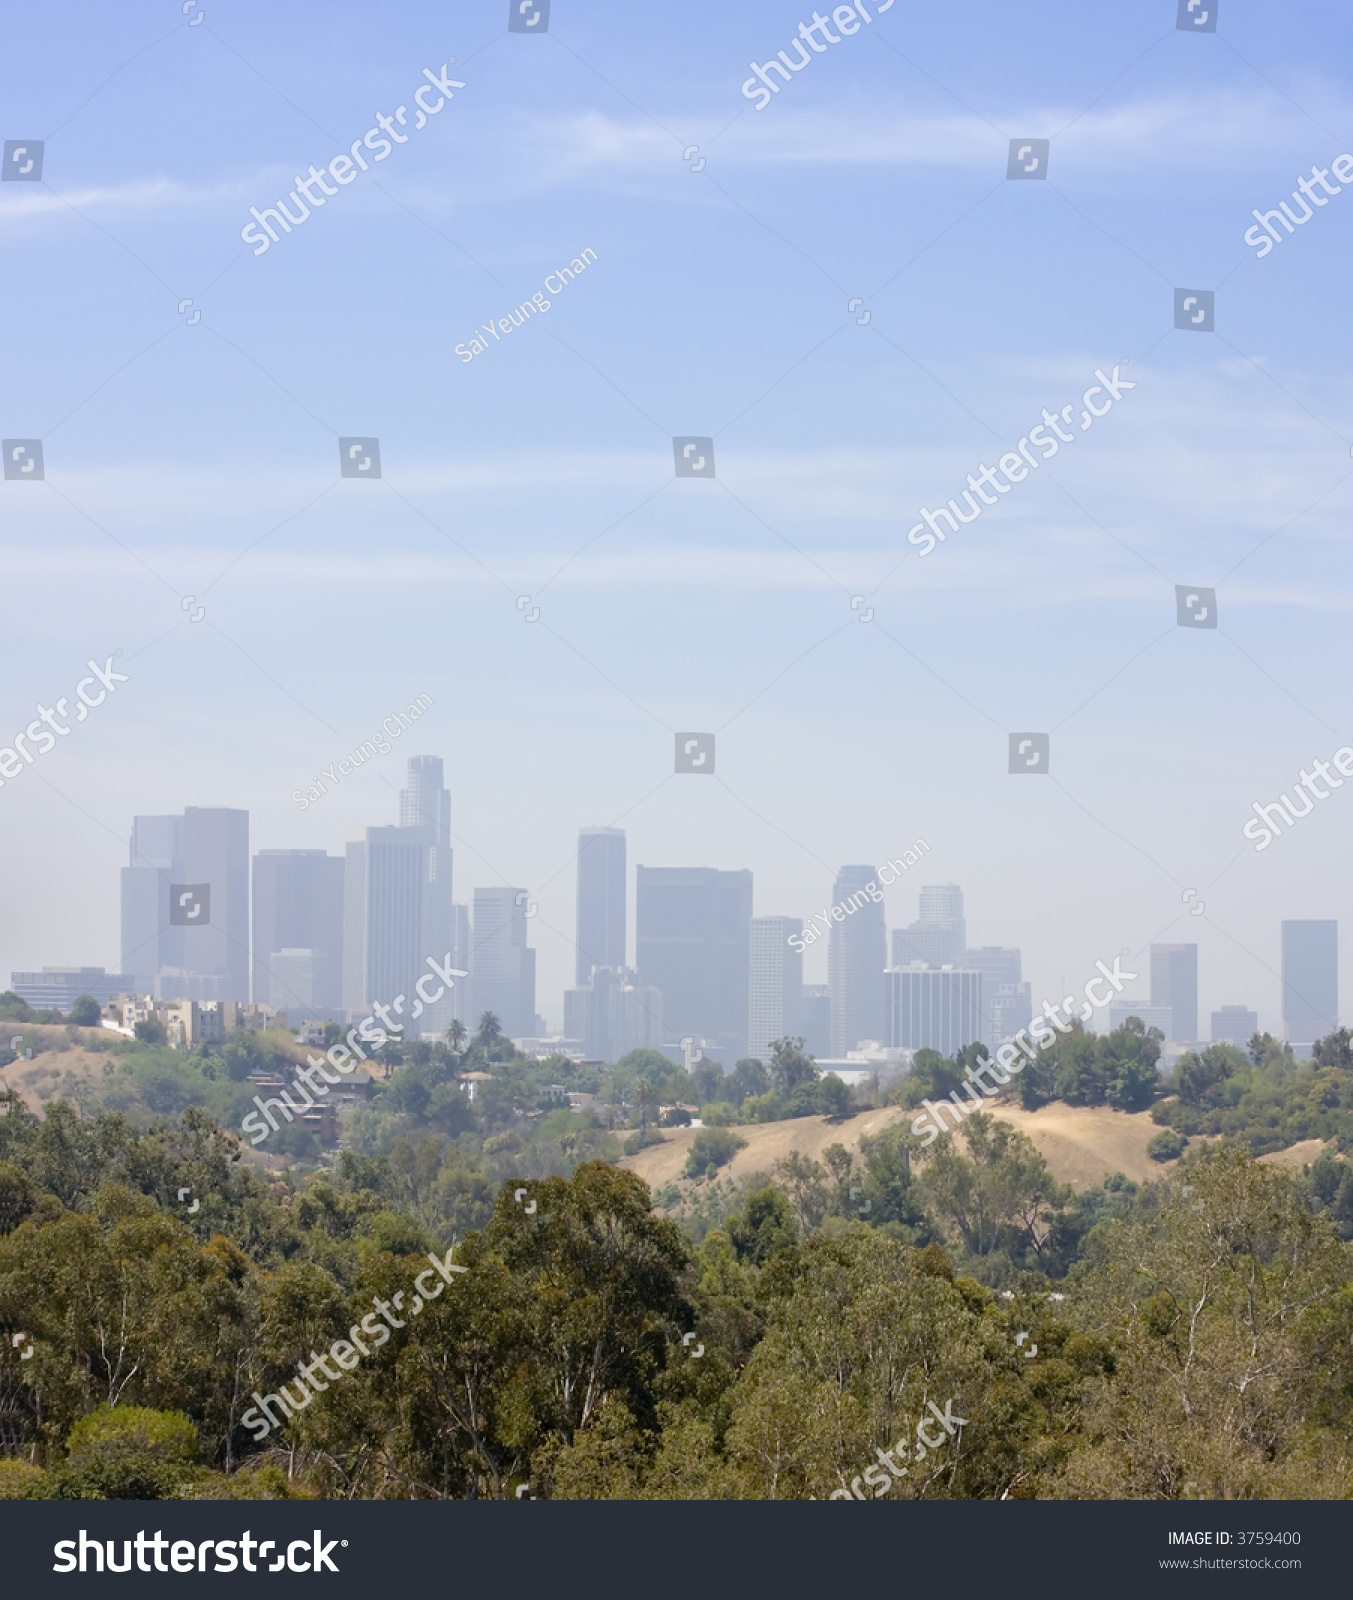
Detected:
[
  {"left": 636, "top": 866, "right": 753, "bottom": 1064},
  {"left": 576, "top": 827, "right": 626, "bottom": 986},
  {"left": 1151, "top": 943, "right": 1198, "bottom": 1042},
  {"left": 122, "top": 814, "right": 183, "bottom": 986},
  {"left": 800, "top": 985, "right": 831, "bottom": 1060},
  {"left": 894, "top": 885, "right": 966, "bottom": 970},
  {"left": 1281, "top": 920, "right": 1338, "bottom": 1045},
  {"left": 748, "top": 917, "right": 804, "bottom": 1065},
  {"left": 471, "top": 887, "right": 537, "bottom": 1039},
  {"left": 122, "top": 808, "right": 249, "bottom": 1000},
  {"left": 344, "top": 826, "right": 428, "bottom": 1015},
  {"left": 892, "top": 924, "right": 956, "bottom": 969},
  {"left": 252, "top": 850, "right": 344, "bottom": 1010},
  {"left": 1211, "top": 1004, "right": 1259, "bottom": 1047},
  {"left": 919, "top": 884, "right": 967, "bottom": 947},
  {"left": 400, "top": 755, "right": 451, "bottom": 842},
  {"left": 829, "top": 866, "right": 887, "bottom": 1054},
  {"left": 179, "top": 808, "right": 250, "bottom": 1000},
  {"left": 399, "top": 756, "right": 456, "bottom": 1033},
  {"left": 888, "top": 967, "right": 983, "bottom": 1057}
]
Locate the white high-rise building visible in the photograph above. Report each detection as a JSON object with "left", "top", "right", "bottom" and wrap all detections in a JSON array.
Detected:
[{"left": 748, "top": 916, "right": 803, "bottom": 1065}]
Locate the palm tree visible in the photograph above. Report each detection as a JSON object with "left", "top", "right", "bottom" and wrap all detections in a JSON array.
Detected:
[
  {"left": 443, "top": 1019, "right": 468, "bottom": 1054},
  {"left": 473, "top": 1011, "right": 502, "bottom": 1049}
]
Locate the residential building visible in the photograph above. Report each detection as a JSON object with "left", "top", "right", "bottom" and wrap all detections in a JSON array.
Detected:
[
  {"left": 636, "top": 866, "right": 752, "bottom": 1064},
  {"left": 1211, "top": 1004, "right": 1259, "bottom": 1047},
  {"left": 1282, "top": 919, "right": 1338, "bottom": 1045},
  {"left": 1151, "top": 943, "right": 1198, "bottom": 1042},
  {"left": 887, "top": 966, "right": 982, "bottom": 1057},
  {"left": 575, "top": 827, "right": 626, "bottom": 985},
  {"left": 252, "top": 849, "right": 344, "bottom": 1011},
  {"left": 471, "top": 886, "right": 537, "bottom": 1039},
  {"left": 748, "top": 916, "right": 803, "bottom": 1065},
  {"left": 829, "top": 866, "right": 887, "bottom": 1054}
]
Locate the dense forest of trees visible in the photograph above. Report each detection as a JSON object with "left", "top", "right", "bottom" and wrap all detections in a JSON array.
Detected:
[{"left": 2, "top": 1006, "right": 1352, "bottom": 1498}]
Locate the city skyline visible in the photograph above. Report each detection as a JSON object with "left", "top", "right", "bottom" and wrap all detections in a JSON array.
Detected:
[{"left": 25, "top": 756, "right": 1338, "bottom": 1058}]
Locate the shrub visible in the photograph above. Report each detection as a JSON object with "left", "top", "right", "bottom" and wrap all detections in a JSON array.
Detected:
[
  {"left": 683, "top": 1127, "right": 747, "bottom": 1180},
  {"left": 51, "top": 1405, "right": 200, "bottom": 1500},
  {"left": 698, "top": 1102, "right": 739, "bottom": 1127},
  {"left": 1148, "top": 1129, "right": 1186, "bottom": 1162},
  {"left": 0, "top": 1459, "right": 47, "bottom": 1499}
]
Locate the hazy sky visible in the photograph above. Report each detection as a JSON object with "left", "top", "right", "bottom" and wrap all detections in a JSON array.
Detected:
[{"left": 3, "top": 0, "right": 1351, "bottom": 1036}]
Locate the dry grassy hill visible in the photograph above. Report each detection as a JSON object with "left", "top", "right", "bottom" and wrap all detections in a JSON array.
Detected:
[
  {"left": 0, "top": 1024, "right": 121, "bottom": 1113},
  {"left": 622, "top": 1097, "right": 1205, "bottom": 1197}
]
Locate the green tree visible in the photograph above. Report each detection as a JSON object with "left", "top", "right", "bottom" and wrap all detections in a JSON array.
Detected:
[
  {"left": 68, "top": 996, "right": 102, "bottom": 1028},
  {"left": 768, "top": 1038, "right": 817, "bottom": 1098}
]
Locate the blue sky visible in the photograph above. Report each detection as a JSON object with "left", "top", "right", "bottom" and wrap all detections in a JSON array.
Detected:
[{"left": 3, "top": 0, "right": 1352, "bottom": 1037}]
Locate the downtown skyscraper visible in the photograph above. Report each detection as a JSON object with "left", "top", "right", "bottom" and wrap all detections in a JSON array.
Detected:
[
  {"left": 575, "top": 826, "right": 626, "bottom": 984},
  {"left": 829, "top": 865, "right": 886, "bottom": 1054},
  {"left": 636, "top": 866, "right": 752, "bottom": 1064},
  {"left": 121, "top": 807, "right": 249, "bottom": 1000},
  {"left": 343, "top": 757, "right": 459, "bottom": 1030}
]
